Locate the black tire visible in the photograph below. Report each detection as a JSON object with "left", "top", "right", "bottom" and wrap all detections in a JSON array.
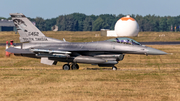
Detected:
[
  {"left": 71, "top": 64, "right": 79, "bottom": 70},
  {"left": 63, "top": 64, "right": 70, "bottom": 70},
  {"left": 112, "top": 66, "right": 117, "bottom": 71}
]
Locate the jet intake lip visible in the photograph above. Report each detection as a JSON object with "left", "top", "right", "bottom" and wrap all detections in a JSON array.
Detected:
[{"left": 146, "top": 47, "right": 167, "bottom": 55}]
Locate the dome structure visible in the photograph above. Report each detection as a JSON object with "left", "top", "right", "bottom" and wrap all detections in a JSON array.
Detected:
[{"left": 114, "top": 15, "right": 139, "bottom": 36}]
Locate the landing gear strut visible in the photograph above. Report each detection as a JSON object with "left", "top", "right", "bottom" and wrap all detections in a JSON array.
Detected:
[{"left": 112, "top": 66, "right": 117, "bottom": 70}]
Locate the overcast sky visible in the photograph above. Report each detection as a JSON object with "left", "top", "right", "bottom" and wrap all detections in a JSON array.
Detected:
[{"left": 1, "top": 0, "right": 180, "bottom": 19}]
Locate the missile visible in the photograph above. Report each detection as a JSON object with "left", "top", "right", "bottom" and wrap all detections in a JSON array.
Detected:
[
  {"left": 30, "top": 49, "right": 71, "bottom": 54},
  {"left": 36, "top": 53, "right": 70, "bottom": 58}
]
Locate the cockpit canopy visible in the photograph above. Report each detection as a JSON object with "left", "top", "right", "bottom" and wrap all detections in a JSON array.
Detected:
[{"left": 106, "top": 37, "right": 141, "bottom": 45}]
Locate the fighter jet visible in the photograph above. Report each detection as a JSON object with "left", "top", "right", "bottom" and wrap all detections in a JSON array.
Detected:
[{"left": 6, "top": 13, "right": 167, "bottom": 70}]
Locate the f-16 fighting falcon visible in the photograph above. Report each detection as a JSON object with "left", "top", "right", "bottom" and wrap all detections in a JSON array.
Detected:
[{"left": 6, "top": 13, "right": 167, "bottom": 70}]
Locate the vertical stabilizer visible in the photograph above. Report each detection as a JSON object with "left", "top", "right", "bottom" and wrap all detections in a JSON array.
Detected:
[{"left": 10, "top": 13, "right": 62, "bottom": 43}]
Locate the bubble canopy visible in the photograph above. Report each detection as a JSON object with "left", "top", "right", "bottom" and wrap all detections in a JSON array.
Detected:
[{"left": 106, "top": 37, "right": 141, "bottom": 45}]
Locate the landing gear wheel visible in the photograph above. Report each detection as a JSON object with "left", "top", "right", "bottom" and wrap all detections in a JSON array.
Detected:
[
  {"left": 112, "top": 66, "right": 117, "bottom": 71},
  {"left": 63, "top": 64, "right": 70, "bottom": 70},
  {"left": 71, "top": 64, "right": 79, "bottom": 70}
]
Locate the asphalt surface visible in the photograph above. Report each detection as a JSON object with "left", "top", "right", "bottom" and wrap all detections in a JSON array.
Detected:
[
  {"left": 0, "top": 43, "right": 21, "bottom": 46},
  {"left": 1, "top": 42, "right": 180, "bottom": 46},
  {"left": 139, "top": 41, "right": 180, "bottom": 45}
]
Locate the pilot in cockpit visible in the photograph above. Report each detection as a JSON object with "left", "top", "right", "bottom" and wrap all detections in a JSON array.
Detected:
[
  {"left": 127, "top": 39, "right": 131, "bottom": 44},
  {"left": 106, "top": 38, "right": 141, "bottom": 45}
]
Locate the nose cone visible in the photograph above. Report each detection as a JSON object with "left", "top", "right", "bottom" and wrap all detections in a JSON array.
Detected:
[{"left": 146, "top": 47, "right": 167, "bottom": 55}]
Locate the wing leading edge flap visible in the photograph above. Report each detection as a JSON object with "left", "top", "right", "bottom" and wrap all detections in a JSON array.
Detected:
[{"left": 6, "top": 47, "right": 34, "bottom": 54}]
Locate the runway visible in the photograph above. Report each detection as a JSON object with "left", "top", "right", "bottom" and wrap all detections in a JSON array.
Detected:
[
  {"left": 0, "top": 43, "right": 21, "bottom": 46},
  {"left": 139, "top": 41, "right": 180, "bottom": 45},
  {"left": 1, "top": 41, "right": 180, "bottom": 46}
]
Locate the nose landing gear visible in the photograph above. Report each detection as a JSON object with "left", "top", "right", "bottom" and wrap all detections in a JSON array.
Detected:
[{"left": 112, "top": 66, "right": 117, "bottom": 70}]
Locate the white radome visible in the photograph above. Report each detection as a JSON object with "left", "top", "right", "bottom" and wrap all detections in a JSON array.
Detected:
[{"left": 114, "top": 15, "right": 139, "bottom": 36}]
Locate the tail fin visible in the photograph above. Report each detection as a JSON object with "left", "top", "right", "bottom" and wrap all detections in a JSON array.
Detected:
[{"left": 10, "top": 13, "right": 62, "bottom": 43}]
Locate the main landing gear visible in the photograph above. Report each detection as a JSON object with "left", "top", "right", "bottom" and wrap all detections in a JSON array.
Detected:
[
  {"left": 71, "top": 63, "right": 79, "bottom": 70},
  {"left": 62, "top": 63, "right": 79, "bottom": 70},
  {"left": 63, "top": 63, "right": 117, "bottom": 71},
  {"left": 62, "top": 64, "right": 71, "bottom": 70}
]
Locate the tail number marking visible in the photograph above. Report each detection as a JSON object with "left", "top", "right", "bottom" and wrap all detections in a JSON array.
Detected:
[{"left": 28, "top": 32, "right": 39, "bottom": 36}]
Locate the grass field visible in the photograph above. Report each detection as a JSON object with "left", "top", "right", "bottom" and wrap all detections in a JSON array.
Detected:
[
  {"left": 0, "top": 31, "right": 180, "bottom": 101},
  {"left": 1, "top": 69, "right": 180, "bottom": 101},
  {"left": 1, "top": 31, "right": 180, "bottom": 43}
]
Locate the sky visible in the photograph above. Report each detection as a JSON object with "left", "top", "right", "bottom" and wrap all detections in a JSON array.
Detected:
[{"left": 1, "top": 0, "right": 180, "bottom": 19}]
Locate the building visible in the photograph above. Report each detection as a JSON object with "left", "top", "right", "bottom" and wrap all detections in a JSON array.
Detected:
[{"left": 0, "top": 19, "right": 16, "bottom": 31}]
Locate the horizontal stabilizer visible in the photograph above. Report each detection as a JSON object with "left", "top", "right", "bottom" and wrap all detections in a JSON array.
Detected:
[{"left": 6, "top": 47, "right": 33, "bottom": 54}]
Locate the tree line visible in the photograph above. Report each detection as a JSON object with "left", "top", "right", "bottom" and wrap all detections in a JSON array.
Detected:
[{"left": 1, "top": 13, "right": 180, "bottom": 32}]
